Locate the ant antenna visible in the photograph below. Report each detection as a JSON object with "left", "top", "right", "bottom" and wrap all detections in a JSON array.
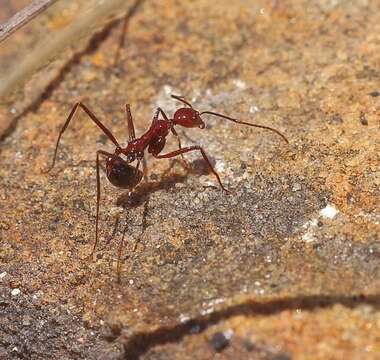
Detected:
[
  {"left": 200, "top": 111, "right": 289, "bottom": 144},
  {"left": 171, "top": 94, "right": 193, "bottom": 108}
]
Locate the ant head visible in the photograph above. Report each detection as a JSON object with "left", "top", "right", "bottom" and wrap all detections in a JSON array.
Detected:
[
  {"left": 171, "top": 94, "right": 289, "bottom": 143},
  {"left": 173, "top": 108, "right": 205, "bottom": 129},
  {"left": 171, "top": 94, "right": 205, "bottom": 129}
]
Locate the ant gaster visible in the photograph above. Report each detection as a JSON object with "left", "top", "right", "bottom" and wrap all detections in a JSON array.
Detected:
[{"left": 45, "top": 95, "right": 289, "bottom": 258}]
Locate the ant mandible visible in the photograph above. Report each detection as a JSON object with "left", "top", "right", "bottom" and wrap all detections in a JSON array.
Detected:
[{"left": 45, "top": 95, "right": 289, "bottom": 258}]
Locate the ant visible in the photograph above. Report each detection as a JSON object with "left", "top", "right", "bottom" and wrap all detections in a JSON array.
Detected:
[{"left": 45, "top": 95, "right": 288, "bottom": 261}]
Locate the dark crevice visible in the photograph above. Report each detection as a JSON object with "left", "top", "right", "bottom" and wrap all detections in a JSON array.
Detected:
[{"left": 121, "top": 293, "right": 380, "bottom": 360}]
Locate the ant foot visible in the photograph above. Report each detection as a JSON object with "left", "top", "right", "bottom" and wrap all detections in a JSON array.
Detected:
[
  {"left": 86, "top": 251, "right": 97, "bottom": 262},
  {"left": 210, "top": 183, "right": 232, "bottom": 195},
  {"left": 222, "top": 187, "right": 233, "bottom": 195}
]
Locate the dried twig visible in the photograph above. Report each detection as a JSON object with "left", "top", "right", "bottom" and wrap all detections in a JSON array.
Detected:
[{"left": 0, "top": 0, "right": 58, "bottom": 44}]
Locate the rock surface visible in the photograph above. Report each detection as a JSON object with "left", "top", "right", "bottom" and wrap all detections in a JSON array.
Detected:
[{"left": 0, "top": 0, "right": 379, "bottom": 359}]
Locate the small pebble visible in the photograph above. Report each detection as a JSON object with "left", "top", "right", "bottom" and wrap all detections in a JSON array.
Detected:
[
  {"left": 11, "top": 288, "right": 21, "bottom": 296},
  {"left": 210, "top": 331, "right": 232, "bottom": 352},
  {"left": 319, "top": 204, "right": 339, "bottom": 219},
  {"left": 292, "top": 182, "right": 302, "bottom": 191},
  {"left": 22, "top": 315, "right": 32, "bottom": 326}
]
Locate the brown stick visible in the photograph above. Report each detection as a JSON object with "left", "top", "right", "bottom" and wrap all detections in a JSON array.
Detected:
[{"left": 0, "top": 0, "right": 58, "bottom": 44}]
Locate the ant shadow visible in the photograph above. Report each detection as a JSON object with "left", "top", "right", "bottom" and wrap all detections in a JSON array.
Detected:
[
  {"left": 116, "top": 157, "right": 211, "bottom": 209},
  {"left": 120, "top": 293, "right": 380, "bottom": 359},
  {"left": 103, "top": 158, "right": 213, "bottom": 265}
]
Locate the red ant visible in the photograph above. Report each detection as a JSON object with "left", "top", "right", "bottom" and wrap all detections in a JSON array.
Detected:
[{"left": 45, "top": 95, "right": 288, "bottom": 260}]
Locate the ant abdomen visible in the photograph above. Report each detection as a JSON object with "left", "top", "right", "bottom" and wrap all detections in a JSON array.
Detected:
[{"left": 106, "top": 156, "right": 143, "bottom": 189}]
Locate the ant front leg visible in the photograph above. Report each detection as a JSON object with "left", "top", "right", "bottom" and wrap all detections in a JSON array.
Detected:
[
  {"left": 44, "top": 102, "right": 121, "bottom": 173},
  {"left": 125, "top": 104, "right": 136, "bottom": 141},
  {"left": 153, "top": 146, "right": 231, "bottom": 194}
]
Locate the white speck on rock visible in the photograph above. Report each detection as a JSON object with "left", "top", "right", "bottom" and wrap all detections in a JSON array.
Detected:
[
  {"left": 200, "top": 307, "right": 214, "bottom": 316},
  {"left": 233, "top": 79, "right": 247, "bottom": 90},
  {"left": 249, "top": 105, "right": 260, "bottom": 114},
  {"left": 215, "top": 160, "right": 225, "bottom": 173},
  {"left": 292, "top": 182, "right": 302, "bottom": 191},
  {"left": 302, "top": 231, "right": 315, "bottom": 243},
  {"left": 155, "top": 85, "right": 180, "bottom": 112},
  {"left": 301, "top": 218, "right": 318, "bottom": 243},
  {"left": 207, "top": 298, "right": 225, "bottom": 307},
  {"left": 11, "top": 288, "right": 21, "bottom": 296},
  {"left": 320, "top": 204, "right": 339, "bottom": 219},
  {"left": 179, "top": 314, "right": 190, "bottom": 323},
  {"left": 224, "top": 329, "right": 234, "bottom": 340},
  {"left": 0, "top": 271, "right": 7, "bottom": 280}
]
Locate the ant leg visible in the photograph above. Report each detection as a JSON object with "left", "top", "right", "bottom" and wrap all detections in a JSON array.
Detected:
[
  {"left": 170, "top": 127, "right": 191, "bottom": 170},
  {"left": 91, "top": 149, "right": 115, "bottom": 259},
  {"left": 125, "top": 104, "right": 136, "bottom": 141},
  {"left": 153, "top": 146, "right": 230, "bottom": 193},
  {"left": 44, "top": 102, "right": 120, "bottom": 173},
  {"left": 113, "top": 13, "right": 129, "bottom": 66}
]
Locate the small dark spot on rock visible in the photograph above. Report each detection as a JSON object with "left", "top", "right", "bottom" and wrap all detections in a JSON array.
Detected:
[
  {"left": 243, "top": 339, "right": 257, "bottom": 351},
  {"left": 210, "top": 332, "right": 230, "bottom": 352},
  {"left": 346, "top": 193, "right": 355, "bottom": 203},
  {"left": 97, "top": 134, "right": 109, "bottom": 145},
  {"left": 102, "top": 322, "right": 122, "bottom": 341},
  {"left": 189, "top": 323, "right": 201, "bottom": 334},
  {"left": 329, "top": 113, "right": 343, "bottom": 125},
  {"left": 369, "top": 90, "right": 380, "bottom": 97},
  {"left": 359, "top": 112, "right": 368, "bottom": 126},
  {"left": 0, "top": 296, "right": 8, "bottom": 306},
  {"left": 272, "top": 354, "right": 292, "bottom": 360}
]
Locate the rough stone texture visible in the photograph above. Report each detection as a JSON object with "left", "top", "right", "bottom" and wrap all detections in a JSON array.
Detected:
[{"left": 0, "top": 0, "right": 379, "bottom": 359}]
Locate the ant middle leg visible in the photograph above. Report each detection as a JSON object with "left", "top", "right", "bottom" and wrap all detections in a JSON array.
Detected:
[{"left": 153, "top": 146, "right": 230, "bottom": 193}]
